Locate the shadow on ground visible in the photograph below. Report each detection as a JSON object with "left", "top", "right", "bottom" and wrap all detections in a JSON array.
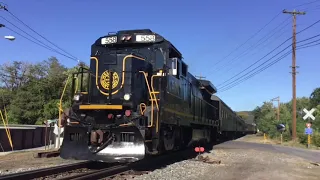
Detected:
[{"left": 127, "top": 134, "right": 247, "bottom": 172}]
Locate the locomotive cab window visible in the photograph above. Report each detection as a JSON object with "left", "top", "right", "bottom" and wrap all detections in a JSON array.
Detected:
[
  {"left": 168, "top": 45, "right": 182, "bottom": 78},
  {"left": 155, "top": 49, "right": 165, "bottom": 70},
  {"left": 168, "top": 58, "right": 179, "bottom": 77},
  {"left": 181, "top": 61, "right": 187, "bottom": 77}
]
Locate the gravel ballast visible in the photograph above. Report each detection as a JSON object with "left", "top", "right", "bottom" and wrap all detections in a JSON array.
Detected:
[{"left": 134, "top": 147, "right": 320, "bottom": 180}]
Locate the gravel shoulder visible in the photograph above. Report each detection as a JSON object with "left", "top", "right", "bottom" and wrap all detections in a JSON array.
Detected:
[
  {"left": 134, "top": 140, "right": 320, "bottom": 180},
  {"left": 0, "top": 150, "right": 83, "bottom": 175}
]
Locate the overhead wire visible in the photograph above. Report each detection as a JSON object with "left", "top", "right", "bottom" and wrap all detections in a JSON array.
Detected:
[
  {"left": 218, "top": 41, "right": 292, "bottom": 89},
  {"left": 219, "top": 26, "right": 290, "bottom": 76},
  {"left": 217, "top": 18, "right": 320, "bottom": 88},
  {"left": 205, "top": 12, "right": 282, "bottom": 71},
  {"left": 206, "top": 1, "right": 320, "bottom": 78},
  {"left": 218, "top": 50, "right": 292, "bottom": 93},
  {"left": 293, "top": 0, "right": 320, "bottom": 8},
  {"left": 0, "top": 3, "right": 80, "bottom": 63},
  {"left": 1, "top": 5, "right": 78, "bottom": 61},
  {"left": 3, "top": 25, "right": 78, "bottom": 61},
  {"left": 214, "top": 16, "right": 292, "bottom": 75},
  {"left": 218, "top": 34, "right": 320, "bottom": 91},
  {"left": 218, "top": 41, "right": 320, "bottom": 93},
  {"left": 217, "top": 34, "right": 320, "bottom": 93},
  {"left": 0, "top": 16, "right": 78, "bottom": 61}
]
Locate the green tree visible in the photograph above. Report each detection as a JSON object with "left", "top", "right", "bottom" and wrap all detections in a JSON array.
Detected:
[
  {"left": 0, "top": 61, "right": 33, "bottom": 91},
  {"left": 9, "top": 82, "right": 45, "bottom": 124},
  {"left": 310, "top": 88, "right": 320, "bottom": 108}
]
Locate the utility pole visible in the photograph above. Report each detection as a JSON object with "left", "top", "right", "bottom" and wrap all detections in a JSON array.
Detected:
[
  {"left": 283, "top": 9, "right": 306, "bottom": 141},
  {"left": 0, "top": 3, "right": 7, "bottom": 10},
  {"left": 271, "top": 96, "right": 280, "bottom": 121},
  {"left": 195, "top": 73, "right": 206, "bottom": 80}
]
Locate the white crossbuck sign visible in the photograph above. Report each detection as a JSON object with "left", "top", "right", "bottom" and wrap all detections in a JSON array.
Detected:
[{"left": 303, "top": 108, "right": 316, "bottom": 120}]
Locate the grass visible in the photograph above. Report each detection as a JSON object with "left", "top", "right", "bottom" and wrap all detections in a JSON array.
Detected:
[{"left": 241, "top": 134, "right": 320, "bottom": 151}]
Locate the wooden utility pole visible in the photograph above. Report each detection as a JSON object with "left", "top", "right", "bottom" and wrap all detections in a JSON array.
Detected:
[
  {"left": 283, "top": 9, "right": 306, "bottom": 141},
  {"left": 195, "top": 73, "right": 206, "bottom": 80},
  {"left": 271, "top": 96, "right": 280, "bottom": 121}
]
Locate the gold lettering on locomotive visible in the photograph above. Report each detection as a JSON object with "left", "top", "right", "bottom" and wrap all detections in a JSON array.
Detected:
[{"left": 100, "top": 70, "right": 120, "bottom": 90}]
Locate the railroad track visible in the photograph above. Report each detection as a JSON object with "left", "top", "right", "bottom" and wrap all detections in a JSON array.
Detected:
[
  {"left": 0, "top": 161, "right": 121, "bottom": 180},
  {"left": 0, "top": 145, "right": 203, "bottom": 180}
]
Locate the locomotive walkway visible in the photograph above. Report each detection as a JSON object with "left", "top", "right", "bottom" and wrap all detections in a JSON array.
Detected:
[{"left": 214, "top": 140, "right": 320, "bottom": 162}]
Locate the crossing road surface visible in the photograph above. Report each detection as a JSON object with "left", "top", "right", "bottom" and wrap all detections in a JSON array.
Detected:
[{"left": 214, "top": 140, "right": 320, "bottom": 162}]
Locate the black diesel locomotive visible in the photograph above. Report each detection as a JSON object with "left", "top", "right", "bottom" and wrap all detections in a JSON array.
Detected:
[{"left": 60, "top": 29, "right": 255, "bottom": 163}]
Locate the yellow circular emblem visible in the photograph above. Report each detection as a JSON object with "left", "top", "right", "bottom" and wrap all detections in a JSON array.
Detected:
[{"left": 100, "top": 70, "right": 120, "bottom": 90}]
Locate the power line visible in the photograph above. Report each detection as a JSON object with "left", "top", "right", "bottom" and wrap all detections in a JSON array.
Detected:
[
  {"left": 218, "top": 37, "right": 320, "bottom": 93},
  {"left": 214, "top": 17, "right": 292, "bottom": 75},
  {"left": 1, "top": 24, "right": 78, "bottom": 61},
  {"left": 296, "top": 36, "right": 320, "bottom": 47},
  {"left": 218, "top": 43, "right": 292, "bottom": 89},
  {"left": 0, "top": 4, "right": 79, "bottom": 61},
  {"left": 217, "top": 42, "right": 318, "bottom": 93},
  {"left": 219, "top": 27, "right": 290, "bottom": 76},
  {"left": 218, "top": 33, "right": 320, "bottom": 91},
  {"left": 217, "top": 36, "right": 292, "bottom": 88},
  {"left": 207, "top": 12, "right": 282, "bottom": 70},
  {"left": 217, "top": 18, "right": 320, "bottom": 88},
  {"left": 218, "top": 51, "right": 292, "bottom": 93},
  {"left": 293, "top": 0, "right": 320, "bottom": 8},
  {"left": 206, "top": 1, "right": 320, "bottom": 76},
  {"left": 297, "top": 41, "right": 320, "bottom": 49},
  {"left": 1, "top": 16, "right": 78, "bottom": 61}
]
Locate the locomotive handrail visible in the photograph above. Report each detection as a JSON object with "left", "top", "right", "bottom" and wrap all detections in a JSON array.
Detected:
[
  {"left": 74, "top": 76, "right": 78, "bottom": 94},
  {"left": 59, "top": 75, "right": 71, "bottom": 128},
  {"left": 139, "top": 71, "right": 160, "bottom": 131},
  {"left": 151, "top": 72, "right": 163, "bottom": 132},
  {"left": 139, "top": 103, "right": 147, "bottom": 115}
]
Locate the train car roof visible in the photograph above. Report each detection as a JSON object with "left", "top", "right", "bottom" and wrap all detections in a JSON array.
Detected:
[
  {"left": 198, "top": 80, "right": 217, "bottom": 94},
  {"left": 211, "top": 95, "right": 236, "bottom": 113}
]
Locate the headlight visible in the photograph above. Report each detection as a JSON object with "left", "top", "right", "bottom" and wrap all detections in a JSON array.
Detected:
[
  {"left": 123, "top": 94, "right": 131, "bottom": 101},
  {"left": 73, "top": 94, "right": 80, "bottom": 101},
  {"left": 136, "top": 35, "right": 155, "bottom": 42},
  {"left": 101, "top": 36, "right": 117, "bottom": 45}
]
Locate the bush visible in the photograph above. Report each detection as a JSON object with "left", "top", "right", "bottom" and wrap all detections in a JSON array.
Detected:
[
  {"left": 298, "top": 133, "right": 308, "bottom": 145},
  {"left": 282, "top": 131, "right": 292, "bottom": 142},
  {"left": 312, "top": 131, "right": 320, "bottom": 147}
]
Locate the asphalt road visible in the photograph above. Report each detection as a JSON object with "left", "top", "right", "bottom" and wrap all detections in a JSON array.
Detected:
[{"left": 213, "top": 140, "right": 320, "bottom": 162}]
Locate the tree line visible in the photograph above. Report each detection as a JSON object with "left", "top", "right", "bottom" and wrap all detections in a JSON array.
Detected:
[{"left": 0, "top": 57, "right": 78, "bottom": 124}]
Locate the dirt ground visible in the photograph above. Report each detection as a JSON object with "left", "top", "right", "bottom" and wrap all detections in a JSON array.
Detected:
[
  {"left": 135, "top": 135, "right": 320, "bottom": 180},
  {"left": 198, "top": 148, "right": 320, "bottom": 180},
  {"left": 0, "top": 150, "right": 82, "bottom": 175}
]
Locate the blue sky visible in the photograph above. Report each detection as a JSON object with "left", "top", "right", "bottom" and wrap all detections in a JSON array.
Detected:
[{"left": 0, "top": 0, "right": 319, "bottom": 111}]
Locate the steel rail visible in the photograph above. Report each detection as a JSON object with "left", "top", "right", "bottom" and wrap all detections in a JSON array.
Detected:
[
  {"left": 64, "top": 165, "right": 130, "bottom": 180},
  {"left": 0, "top": 161, "right": 91, "bottom": 180}
]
